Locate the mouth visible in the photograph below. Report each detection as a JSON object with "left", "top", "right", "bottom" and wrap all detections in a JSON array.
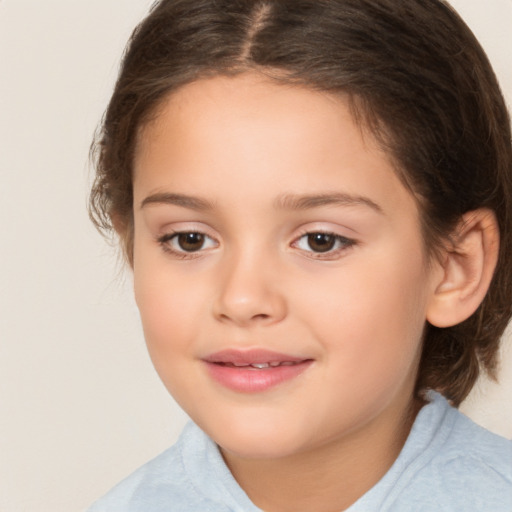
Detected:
[
  {"left": 216, "top": 361, "right": 304, "bottom": 369},
  {"left": 203, "top": 349, "right": 313, "bottom": 392}
]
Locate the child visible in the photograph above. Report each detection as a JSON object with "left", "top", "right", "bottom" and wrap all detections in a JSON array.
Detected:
[{"left": 87, "top": 0, "right": 512, "bottom": 510}]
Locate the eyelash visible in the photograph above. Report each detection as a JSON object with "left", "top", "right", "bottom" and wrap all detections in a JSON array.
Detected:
[
  {"left": 292, "top": 231, "right": 356, "bottom": 259},
  {"left": 157, "top": 231, "right": 218, "bottom": 259},
  {"left": 156, "top": 230, "right": 356, "bottom": 260}
]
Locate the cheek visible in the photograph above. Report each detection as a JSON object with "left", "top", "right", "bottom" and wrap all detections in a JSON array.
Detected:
[
  {"left": 134, "top": 269, "right": 208, "bottom": 405},
  {"left": 301, "top": 247, "right": 429, "bottom": 386},
  {"left": 133, "top": 253, "right": 204, "bottom": 367}
]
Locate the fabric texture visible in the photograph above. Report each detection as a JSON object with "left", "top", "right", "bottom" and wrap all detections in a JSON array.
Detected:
[{"left": 87, "top": 392, "right": 512, "bottom": 511}]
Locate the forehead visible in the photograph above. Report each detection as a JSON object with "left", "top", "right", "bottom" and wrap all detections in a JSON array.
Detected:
[
  {"left": 135, "top": 73, "right": 358, "bottom": 168},
  {"left": 133, "top": 73, "right": 417, "bottom": 220}
]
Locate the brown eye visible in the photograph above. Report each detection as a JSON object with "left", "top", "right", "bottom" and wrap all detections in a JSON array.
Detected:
[
  {"left": 293, "top": 231, "right": 355, "bottom": 257},
  {"left": 306, "top": 233, "right": 336, "bottom": 253},
  {"left": 176, "top": 232, "right": 206, "bottom": 252},
  {"left": 158, "top": 231, "right": 217, "bottom": 256}
]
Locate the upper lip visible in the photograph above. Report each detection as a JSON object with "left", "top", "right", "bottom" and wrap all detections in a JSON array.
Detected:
[{"left": 203, "top": 349, "right": 310, "bottom": 365}]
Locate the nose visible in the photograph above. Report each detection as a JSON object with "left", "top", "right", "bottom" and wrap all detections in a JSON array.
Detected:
[{"left": 212, "top": 249, "right": 287, "bottom": 327}]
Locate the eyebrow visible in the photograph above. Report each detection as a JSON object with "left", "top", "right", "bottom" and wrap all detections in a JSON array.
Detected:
[
  {"left": 140, "top": 192, "right": 214, "bottom": 211},
  {"left": 274, "top": 192, "right": 384, "bottom": 214},
  {"left": 140, "top": 191, "right": 383, "bottom": 214}
]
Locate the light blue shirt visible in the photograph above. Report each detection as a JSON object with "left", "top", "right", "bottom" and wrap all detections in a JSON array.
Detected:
[{"left": 87, "top": 392, "right": 512, "bottom": 511}]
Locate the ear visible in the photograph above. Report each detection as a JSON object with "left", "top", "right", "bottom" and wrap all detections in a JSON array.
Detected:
[{"left": 426, "top": 209, "right": 499, "bottom": 328}]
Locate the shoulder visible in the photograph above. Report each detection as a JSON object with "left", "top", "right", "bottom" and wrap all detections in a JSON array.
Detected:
[
  {"left": 86, "top": 423, "right": 218, "bottom": 512},
  {"left": 399, "top": 393, "right": 512, "bottom": 511},
  {"left": 429, "top": 403, "right": 512, "bottom": 506},
  {"left": 437, "top": 403, "right": 512, "bottom": 477},
  {"left": 87, "top": 421, "right": 261, "bottom": 512}
]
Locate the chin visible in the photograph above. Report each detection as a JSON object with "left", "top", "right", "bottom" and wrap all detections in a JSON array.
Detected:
[
  {"left": 218, "top": 432, "right": 303, "bottom": 460},
  {"left": 197, "top": 411, "right": 316, "bottom": 460}
]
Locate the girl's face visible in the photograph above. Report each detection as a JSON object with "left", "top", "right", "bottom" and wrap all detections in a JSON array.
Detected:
[{"left": 132, "top": 73, "right": 441, "bottom": 460}]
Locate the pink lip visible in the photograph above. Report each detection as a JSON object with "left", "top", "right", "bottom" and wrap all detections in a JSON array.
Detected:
[{"left": 203, "top": 349, "right": 313, "bottom": 393}]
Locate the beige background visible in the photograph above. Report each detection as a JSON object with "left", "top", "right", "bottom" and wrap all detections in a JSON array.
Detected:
[{"left": 0, "top": 1, "right": 511, "bottom": 511}]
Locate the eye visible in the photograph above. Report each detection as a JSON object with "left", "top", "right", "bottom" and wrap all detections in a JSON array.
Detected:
[
  {"left": 294, "top": 232, "right": 355, "bottom": 255},
  {"left": 158, "top": 231, "right": 217, "bottom": 254}
]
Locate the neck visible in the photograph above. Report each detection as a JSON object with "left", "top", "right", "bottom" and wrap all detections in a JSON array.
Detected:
[{"left": 221, "top": 395, "right": 422, "bottom": 512}]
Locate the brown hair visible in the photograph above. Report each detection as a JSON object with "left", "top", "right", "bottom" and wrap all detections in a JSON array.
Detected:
[{"left": 89, "top": 0, "right": 512, "bottom": 406}]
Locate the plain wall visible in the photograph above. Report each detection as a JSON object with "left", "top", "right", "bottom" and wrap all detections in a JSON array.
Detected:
[{"left": 0, "top": 1, "right": 511, "bottom": 511}]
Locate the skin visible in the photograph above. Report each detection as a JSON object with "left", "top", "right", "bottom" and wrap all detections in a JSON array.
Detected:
[{"left": 131, "top": 73, "right": 447, "bottom": 511}]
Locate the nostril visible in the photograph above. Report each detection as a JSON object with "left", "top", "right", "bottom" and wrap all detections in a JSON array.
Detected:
[{"left": 252, "top": 313, "right": 271, "bottom": 320}]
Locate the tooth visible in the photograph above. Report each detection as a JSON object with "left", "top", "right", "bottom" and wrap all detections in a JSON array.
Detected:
[
  {"left": 251, "top": 363, "right": 270, "bottom": 369},
  {"left": 231, "top": 362, "right": 250, "bottom": 367},
  {"left": 269, "top": 362, "right": 281, "bottom": 367}
]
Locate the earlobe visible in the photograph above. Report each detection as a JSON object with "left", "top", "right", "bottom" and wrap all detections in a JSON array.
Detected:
[{"left": 426, "top": 209, "right": 499, "bottom": 328}]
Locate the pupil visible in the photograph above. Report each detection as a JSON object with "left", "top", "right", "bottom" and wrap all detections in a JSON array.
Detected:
[
  {"left": 178, "top": 232, "right": 204, "bottom": 252},
  {"left": 308, "top": 233, "right": 335, "bottom": 253}
]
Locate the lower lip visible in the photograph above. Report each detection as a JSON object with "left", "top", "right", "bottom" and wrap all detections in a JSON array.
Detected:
[{"left": 204, "top": 361, "right": 313, "bottom": 393}]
